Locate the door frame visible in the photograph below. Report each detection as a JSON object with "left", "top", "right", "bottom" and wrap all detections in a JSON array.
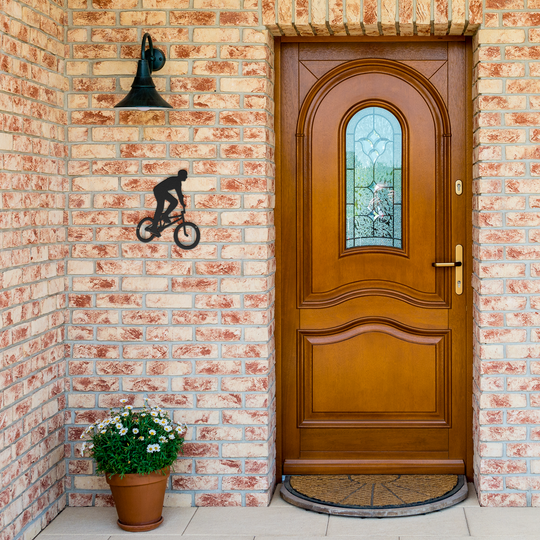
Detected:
[{"left": 274, "top": 36, "right": 474, "bottom": 480}]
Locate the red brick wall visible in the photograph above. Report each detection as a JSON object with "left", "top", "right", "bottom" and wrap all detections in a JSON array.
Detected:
[
  {"left": 65, "top": 2, "right": 276, "bottom": 507},
  {"left": 0, "top": 0, "right": 68, "bottom": 538}
]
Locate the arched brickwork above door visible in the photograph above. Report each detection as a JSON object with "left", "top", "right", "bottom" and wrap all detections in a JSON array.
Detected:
[{"left": 262, "top": 0, "right": 482, "bottom": 36}]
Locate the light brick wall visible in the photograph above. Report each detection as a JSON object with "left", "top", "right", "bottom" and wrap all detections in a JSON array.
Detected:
[
  {"left": 473, "top": 7, "right": 540, "bottom": 507},
  {"left": 261, "top": 0, "right": 482, "bottom": 35},
  {"left": 0, "top": 0, "right": 68, "bottom": 539},
  {"left": 4, "top": 0, "right": 540, "bottom": 518},
  {"left": 64, "top": 1, "right": 276, "bottom": 507},
  {"left": 261, "top": 0, "right": 540, "bottom": 508}
]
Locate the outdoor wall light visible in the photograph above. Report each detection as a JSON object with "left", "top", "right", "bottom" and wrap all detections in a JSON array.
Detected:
[{"left": 115, "top": 33, "right": 172, "bottom": 110}]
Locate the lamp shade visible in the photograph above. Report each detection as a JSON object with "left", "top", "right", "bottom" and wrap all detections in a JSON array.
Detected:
[{"left": 115, "top": 33, "right": 172, "bottom": 110}]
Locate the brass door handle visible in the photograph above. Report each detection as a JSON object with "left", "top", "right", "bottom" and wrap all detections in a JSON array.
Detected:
[
  {"left": 432, "top": 261, "right": 462, "bottom": 267},
  {"left": 432, "top": 245, "right": 463, "bottom": 295}
]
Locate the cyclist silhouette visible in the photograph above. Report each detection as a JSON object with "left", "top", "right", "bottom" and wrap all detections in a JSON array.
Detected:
[{"left": 148, "top": 169, "right": 188, "bottom": 235}]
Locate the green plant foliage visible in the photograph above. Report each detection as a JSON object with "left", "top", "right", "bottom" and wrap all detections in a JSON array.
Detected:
[{"left": 80, "top": 399, "right": 187, "bottom": 478}]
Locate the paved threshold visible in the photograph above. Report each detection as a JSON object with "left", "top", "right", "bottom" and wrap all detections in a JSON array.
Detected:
[{"left": 36, "top": 483, "right": 540, "bottom": 539}]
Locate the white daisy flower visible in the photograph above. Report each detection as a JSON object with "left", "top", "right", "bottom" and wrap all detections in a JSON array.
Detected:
[
  {"left": 151, "top": 411, "right": 158, "bottom": 417},
  {"left": 164, "top": 426, "right": 172, "bottom": 432},
  {"left": 125, "top": 405, "right": 133, "bottom": 410},
  {"left": 100, "top": 430, "right": 106, "bottom": 434},
  {"left": 81, "top": 442, "right": 87, "bottom": 452},
  {"left": 147, "top": 443, "right": 160, "bottom": 453},
  {"left": 120, "top": 428, "right": 128, "bottom": 436},
  {"left": 121, "top": 412, "right": 129, "bottom": 417},
  {"left": 159, "top": 436, "right": 167, "bottom": 443},
  {"left": 113, "top": 416, "right": 120, "bottom": 422},
  {"left": 169, "top": 434, "right": 175, "bottom": 440},
  {"left": 141, "top": 413, "right": 147, "bottom": 417},
  {"left": 132, "top": 428, "right": 139, "bottom": 434},
  {"left": 116, "top": 423, "right": 123, "bottom": 430},
  {"left": 139, "top": 436, "right": 145, "bottom": 441},
  {"left": 149, "top": 429, "right": 156, "bottom": 436},
  {"left": 120, "top": 399, "right": 127, "bottom": 403}
]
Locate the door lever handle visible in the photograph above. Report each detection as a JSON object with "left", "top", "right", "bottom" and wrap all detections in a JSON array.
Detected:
[
  {"left": 431, "top": 245, "right": 463, "bottom": 295},
  {"left": 432, "top": 261, "right": 462, "bottom": 267}
]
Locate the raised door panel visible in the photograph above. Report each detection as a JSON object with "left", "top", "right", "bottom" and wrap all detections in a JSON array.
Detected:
[
  {"left": 298, "top": 61, "right": 451, "bottom": 309},
  {"left": 301, "top": 428, "right": 449, "bottom": 454},
  {"left": 299, "top": 322, "right": 450, "bottom": 427}
]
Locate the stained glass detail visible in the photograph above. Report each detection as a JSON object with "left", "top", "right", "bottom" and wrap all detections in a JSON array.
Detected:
[{"left": 345, "top": 107, "right": 402, "bottom": 249}]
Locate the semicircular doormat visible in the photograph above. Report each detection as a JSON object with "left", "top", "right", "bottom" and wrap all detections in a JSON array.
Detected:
[{"left": 281, "top": 474, "right": 468, "bottom": 517}]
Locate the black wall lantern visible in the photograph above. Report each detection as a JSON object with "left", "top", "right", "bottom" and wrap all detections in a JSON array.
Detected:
[{"left": 115, "top": 33, "right": 172, "bottom": 110}]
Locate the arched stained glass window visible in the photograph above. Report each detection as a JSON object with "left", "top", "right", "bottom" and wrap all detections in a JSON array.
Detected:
[{"left": 345, "top": 106, "right": 402, "bottom": 249}]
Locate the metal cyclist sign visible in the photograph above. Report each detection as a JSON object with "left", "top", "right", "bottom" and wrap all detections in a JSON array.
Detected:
[{"left": 136, "top": 169, "right": 201, "bottom": 250}]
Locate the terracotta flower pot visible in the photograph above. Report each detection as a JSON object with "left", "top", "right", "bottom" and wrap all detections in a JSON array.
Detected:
[{"left": 105, "top": 468, "right": 170, "bottom": 532}]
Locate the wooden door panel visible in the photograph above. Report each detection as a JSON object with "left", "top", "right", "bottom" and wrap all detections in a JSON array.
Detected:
[
  {"left": 298, "top": 42, "right": 448, "bottom": 61},
  {"left": 280, "top": 40, "right": 470, "bottom": 476},
  {"left": 300, "top": 322, "right": 450, "bottom": 426},
  {"left": 301, "top": 428, "right": 449, "bottom": 453},
  {"left": 300, "top": 62, "right": 450, "bottom": 309},
  {"left": 312, "top": 339, "right": 438, "bottom": 414},
  {"left": 299, "top": 296, "right": 448, "bottom": 329}
]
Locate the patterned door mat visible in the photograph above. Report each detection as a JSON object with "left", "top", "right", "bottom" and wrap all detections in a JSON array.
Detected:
[{"left": 281, "top": 474, "right": 468, "bottom": 517}]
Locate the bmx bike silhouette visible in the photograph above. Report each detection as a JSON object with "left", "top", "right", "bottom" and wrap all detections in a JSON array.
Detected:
[{"left": 136, "top": 210, "right": 200, "bottom": 250}]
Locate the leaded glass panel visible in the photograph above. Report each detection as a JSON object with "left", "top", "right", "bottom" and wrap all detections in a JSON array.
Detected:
[{"left": 345, "top": 107, "right": 403, "bottom": 249}]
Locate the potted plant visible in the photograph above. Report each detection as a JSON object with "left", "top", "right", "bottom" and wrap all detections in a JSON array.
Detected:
[{"left": 80, "top": 398, "right": 187, "bottom": 532}]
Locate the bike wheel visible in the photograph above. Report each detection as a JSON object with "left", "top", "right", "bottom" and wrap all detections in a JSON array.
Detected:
[
  {"left": 173, "top": 222, "right": 200, "bottom": 250},
  {"left": 136, "top": 217, "right": 156, "bottom": 243}
]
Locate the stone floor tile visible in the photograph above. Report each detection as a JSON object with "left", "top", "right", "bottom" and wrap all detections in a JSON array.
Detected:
[
  {"left": 256, "top": 537, "right": 399, "bottom": 540},
  {"left": 110, "top": 537, "right": 253, "bottom": 540},
  {"left": 328, "top": 507, "right": 469, "bottom": 536},
  {"left": 402, "top": 537, "right": 540, "bottom": 540},
  {"left": 465, "top": 508, "right": 540, "bottom": 537},
  {"left": 455, "top": 483, "right": 480, "bottom": 508},
  {"left": 37, "top": 536, "right": 110, "bottom": 540},
  {"left": 399, "top": 537, "right": 471, "bottom": 540},
  {"left": 184, "top": 507, "right": 328, "bottom": 536},
  {"left": 37, "top": 508, "right": 120, "bottom": 535},
  {"left": 269, "top": 484, "right": 289, "bottom": 507},
  {"left": 38, "top": 507, "right": 196, "bottom": 536}
]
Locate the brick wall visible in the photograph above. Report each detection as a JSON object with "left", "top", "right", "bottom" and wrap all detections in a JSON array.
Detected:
[
  {"left": 64, "top": 1, "right": 276, "bottom": 507},
  {"left": 262, "top": 0, "right": 540, "bottom": 508},
  {"left": 0, "top": 0, "right": 68, "bottom": 539},
  {"left": 4, "top": 0, "right": 540, "bottom": 519},
  {"left": 473, "top": 9, "right": 540, "bottom": 507}
]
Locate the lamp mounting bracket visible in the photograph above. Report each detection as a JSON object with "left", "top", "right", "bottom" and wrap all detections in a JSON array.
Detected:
[{"left": 141, "top": 33, "right": 166, "bottom": 73}]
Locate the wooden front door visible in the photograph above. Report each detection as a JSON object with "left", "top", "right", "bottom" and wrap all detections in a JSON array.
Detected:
[{"left": 279, "top": 40, "right": 471, "bottom": 476}]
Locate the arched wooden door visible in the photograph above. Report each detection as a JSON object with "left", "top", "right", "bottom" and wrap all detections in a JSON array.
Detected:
[{"left": 279, "top": 41, "right": 472, "bottom": 475}]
